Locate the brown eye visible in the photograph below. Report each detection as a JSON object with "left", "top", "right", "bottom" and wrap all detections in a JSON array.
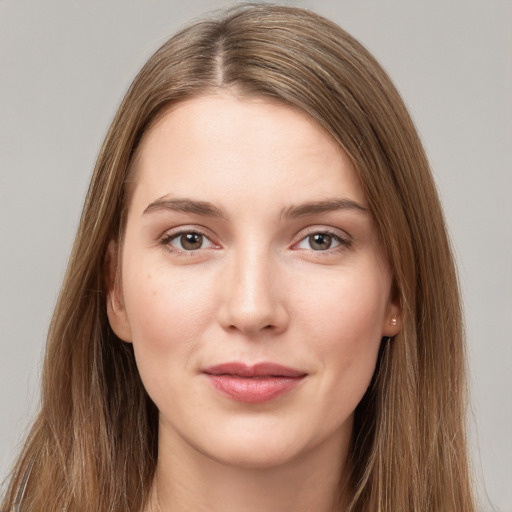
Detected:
[
  {"left": 168, "top": 231, "right": 213, "bottom": 251},
  {"left": 181, "top": 233, "right": 203, "bottom": 250},
  {"left": 308, "top": 233, "right": 333, "bottom": 250},
  {"left": 295, "top": 231, "right": 345, "bottom": 252}
]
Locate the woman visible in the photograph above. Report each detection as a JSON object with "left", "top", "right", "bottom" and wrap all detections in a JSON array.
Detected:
[{"left": 1, "top": 4, "right": 475, "bottom": 511}]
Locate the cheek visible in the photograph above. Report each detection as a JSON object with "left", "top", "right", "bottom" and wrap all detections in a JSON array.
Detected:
[
  {"left": 297, "top": 267, "right": 389, "bottom": 343},
  {"left": 121, "top": 263, "right": 217, "bottom": 373},
  {"left": 294, "top": 268, "right": 388, "bottom": 401},
  {"left": 121, "top": 264, "right": 222, "bottom": 414}
]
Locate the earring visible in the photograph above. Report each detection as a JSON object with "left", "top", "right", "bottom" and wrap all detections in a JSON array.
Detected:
[{"left": 391, "top": 316, "right": 397, "bottom": 326}]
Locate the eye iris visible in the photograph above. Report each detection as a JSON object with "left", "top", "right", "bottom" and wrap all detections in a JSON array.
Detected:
[
  {"left": 181, "top": 232, "right": 203, "bottom": 250},
  {"left": 309, "top": 233, "right": 332, "bottom": 250}
]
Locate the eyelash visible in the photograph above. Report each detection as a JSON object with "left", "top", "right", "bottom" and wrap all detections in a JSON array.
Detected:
[
  {"left": 293, "top": 229, "right": 352, "bottom": 255},
  {"left": 159, "top": 228, "right": 215, "bottom": 256},
  {"left": 159, "top": 227, "right": 352, "bottom": 256}
]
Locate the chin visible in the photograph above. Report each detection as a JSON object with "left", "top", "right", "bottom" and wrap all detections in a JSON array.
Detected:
[
  {"left": 189, "top": 416, "right": 345, "bottom": 472},
  {"left": 202, "top": 441, "right": 305, "bottom": 470}
]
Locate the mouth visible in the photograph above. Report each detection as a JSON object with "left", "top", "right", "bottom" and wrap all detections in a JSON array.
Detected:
[{"left": 201, "top": 362, "right": 307, "bottom": 404}]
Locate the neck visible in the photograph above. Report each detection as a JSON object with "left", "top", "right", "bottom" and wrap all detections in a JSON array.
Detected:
[{"left": 147, "top": 424, "right": 351, "bottom": 512}]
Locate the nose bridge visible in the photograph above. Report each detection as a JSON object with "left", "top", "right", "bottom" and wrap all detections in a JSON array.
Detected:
[{"left": 220, "top": 240, "right": 287, "bottom": 335}]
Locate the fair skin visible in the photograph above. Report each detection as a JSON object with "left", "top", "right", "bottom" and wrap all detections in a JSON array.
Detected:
[{"left": 107, "top": 92, "right": 401, "bottom": 512}]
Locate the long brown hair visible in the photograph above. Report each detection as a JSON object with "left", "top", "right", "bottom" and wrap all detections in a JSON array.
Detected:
[{"left": 2, "top": 4, "right": 475, "bottom": 511}]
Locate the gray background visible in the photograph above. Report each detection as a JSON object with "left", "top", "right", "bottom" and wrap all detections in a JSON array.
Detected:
[{"left": 1, "top": 1, "right": 511, "bottom": 510}]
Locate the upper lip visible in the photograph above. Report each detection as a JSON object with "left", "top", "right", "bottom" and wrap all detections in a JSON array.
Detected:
[{"left": 202, "top": 362, "right": 306, "bottom": 378}]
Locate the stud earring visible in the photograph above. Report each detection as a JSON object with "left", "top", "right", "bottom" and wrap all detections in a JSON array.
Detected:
[{"left": 391, "top": 316, "right": 397, "bottom": 326}]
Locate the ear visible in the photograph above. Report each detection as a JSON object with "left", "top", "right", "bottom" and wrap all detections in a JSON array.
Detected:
[
  {"left": 105, "top": 240, "right": 133, "bottom": 342},
  {"left": 381, "top": 287, "right": 402, "bottom": 338}
]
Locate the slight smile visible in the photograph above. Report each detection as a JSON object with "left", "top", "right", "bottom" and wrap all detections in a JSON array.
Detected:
[{"left": 202, "top": 362, "right": 308, "bottom": 404}]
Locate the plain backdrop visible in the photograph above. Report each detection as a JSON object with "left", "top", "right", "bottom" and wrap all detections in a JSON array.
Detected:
[{"left": 1, "top": 0, "right": 511, "bottom": 510}]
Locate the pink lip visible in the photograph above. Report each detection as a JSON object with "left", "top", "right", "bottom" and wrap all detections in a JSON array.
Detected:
[{"left": 202, "top": 362, "right": 307, "bottom": 403}]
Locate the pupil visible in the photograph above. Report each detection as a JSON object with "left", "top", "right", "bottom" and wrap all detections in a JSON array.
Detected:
[
  {"left": 310, "top": 233, "right": 332, "bottom": 250},
  {"left": 181, "top": 233, "right": 202, "bottom": 250}
]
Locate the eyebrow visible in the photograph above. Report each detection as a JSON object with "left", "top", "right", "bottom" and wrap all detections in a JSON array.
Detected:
[
  {"left": 282, "top": 199, "right": 368, "bottom": 218},
  {"left": 143, "top": 196, "right": 367, "bottom": 219},
  {"left": 143, "top": 197, "right": 227, "bottom": 218}
]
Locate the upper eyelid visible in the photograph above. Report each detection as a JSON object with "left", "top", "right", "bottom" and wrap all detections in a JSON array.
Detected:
[
  {"left": 293, "top": 225, "right": 351, "bottom": 242},
  {"left": 161, "top": 225, "right": 215, "bottom": 240}
]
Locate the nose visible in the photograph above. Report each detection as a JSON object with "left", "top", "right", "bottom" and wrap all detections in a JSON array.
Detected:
[{"left": 218, "top": 246, "right": 289, "bottom": 336}]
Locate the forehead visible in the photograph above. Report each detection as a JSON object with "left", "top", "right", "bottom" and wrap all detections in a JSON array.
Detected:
[{"left": 128, "top": 92, "right": 366, "bottom": 215}]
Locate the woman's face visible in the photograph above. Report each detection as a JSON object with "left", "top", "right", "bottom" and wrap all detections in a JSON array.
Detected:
[{"left": 107, "top": 93, "right": 400, "bottom": 469}]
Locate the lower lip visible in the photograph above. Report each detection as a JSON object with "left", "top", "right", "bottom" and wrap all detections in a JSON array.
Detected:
[{"left": 205, "top": 375, "right": 305, "bottom": 403}]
